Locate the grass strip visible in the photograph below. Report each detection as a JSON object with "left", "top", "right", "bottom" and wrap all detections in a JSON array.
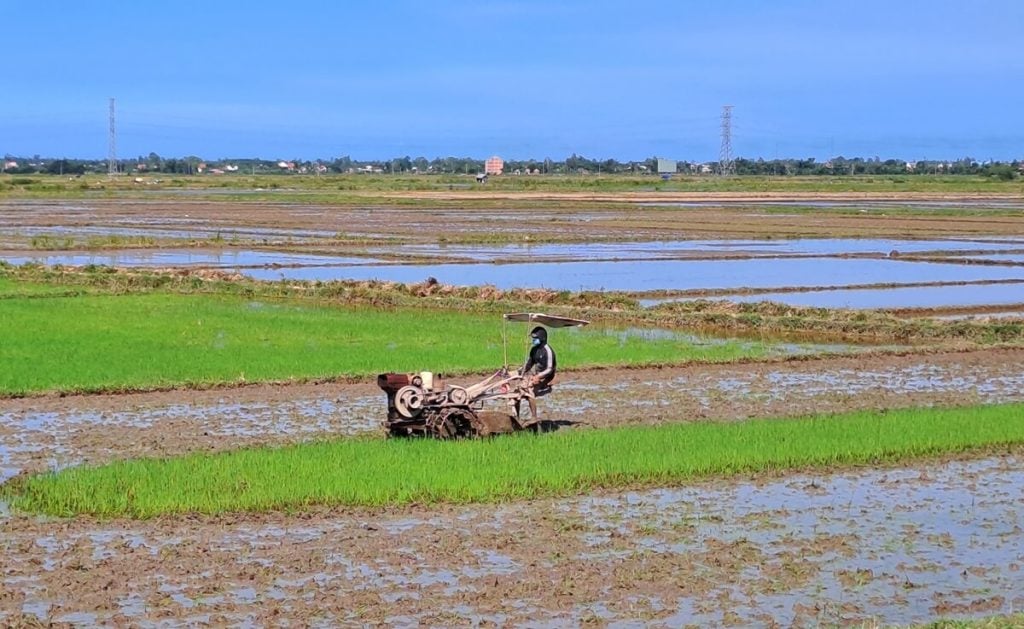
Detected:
[
  {"left": 4, "top": 173, "right": 1023, "bottom": 198},
  {"left": 6, "top": 403, "right": 1023, "bottom": 518},
  {"left": 0, "top": 292, "right": 769, "bottom": 395},
  {"left": 918, "top": 615, "right": 1024, "bottom": 629},
  {"left": 0, "top": 276, "right": 87, "bottom": 297},
  {"left": 5, "top": 265, "right": 1022, "bottom": 347}
]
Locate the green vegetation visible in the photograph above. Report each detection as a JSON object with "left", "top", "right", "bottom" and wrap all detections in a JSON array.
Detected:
[
  {"left": 29, "top": 234, "right": 76, "bottom": 249},
  {"left": 1, "top": 173, "right": 1021, "bottom": 202},
  {"left": 5, "top": 403, "right": 1022, "bottom": 518},
  {"left": 919, "top": 615, "right": 1024, "bottom": 629},
  {"left": 2, "top": 263, "right": 1021, "bottom": 369},
  {"left": 0, "top": 291, "right": 770, "bottom": 395},
  {"left": 28, "top": 233, "right": 160, "bottom": 250},
  {"left": 83, "top": 235, "right": 157, "bottom": 248},
  {"left": 0, "top": 276, "right": 86, "bottom": 297},
  {"left": 676, "top": 203, "right": 1024, "bottom": 219},
  {"left": 649, "top": 299, "right": 1024, "bottom": 344}
]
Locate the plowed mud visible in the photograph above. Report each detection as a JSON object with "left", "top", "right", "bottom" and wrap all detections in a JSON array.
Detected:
[
  {"left": 3, "top": 348, "right": 1023, "bottom": 482},
  {"left": 2, "top": 453, "right": 1021, "bottom": 626},
  {"left": 1, "top": 295, "right": 1023, "bottom": 624},
  {"left": 2, "top": 196, "right": 1023, "bottom": 248}
]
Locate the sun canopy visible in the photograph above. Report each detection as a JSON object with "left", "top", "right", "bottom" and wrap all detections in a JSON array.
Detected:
[{"left": 503, "top": 313, "right": 590, "bottom": 328}]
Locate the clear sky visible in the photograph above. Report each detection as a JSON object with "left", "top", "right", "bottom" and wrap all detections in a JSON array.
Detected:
[{"left": 2, "top": 1, "right": 1021, "bottom": 162}]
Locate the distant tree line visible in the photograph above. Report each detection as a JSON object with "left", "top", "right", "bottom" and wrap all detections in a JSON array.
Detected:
[{"left": 2, "top": 152, "right": 1021, "bottom": 179}]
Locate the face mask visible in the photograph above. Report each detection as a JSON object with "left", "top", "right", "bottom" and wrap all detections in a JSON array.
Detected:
[{"left": 532, "top": 337, "right": 541, "bottom": 346}]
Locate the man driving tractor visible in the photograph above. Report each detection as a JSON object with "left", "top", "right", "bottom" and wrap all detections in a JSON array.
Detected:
[
  {"left": 516, "top": 325, "right": 556, "bottom": 425},
  {"left": 377, "top": 313, "right": 587, "bottom": 439}
]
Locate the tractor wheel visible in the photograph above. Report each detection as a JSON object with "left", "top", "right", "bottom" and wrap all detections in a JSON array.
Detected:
[{"left": 426, "top": 408, "right": 477, "bottom": 439}]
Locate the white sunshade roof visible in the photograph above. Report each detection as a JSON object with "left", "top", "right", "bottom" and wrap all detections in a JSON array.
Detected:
[{"left": 503, "top": 313, "right": 590, "bottom": 328}]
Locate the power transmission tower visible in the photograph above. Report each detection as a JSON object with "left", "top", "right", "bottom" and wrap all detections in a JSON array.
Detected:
[
  {"left": 107, "top": 98, "right": 117, "bottom": 178},
  {"left": 719, "top": 105, "right": 734, "bottom": 176}
]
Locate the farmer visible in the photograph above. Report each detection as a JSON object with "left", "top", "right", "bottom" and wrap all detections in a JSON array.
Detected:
[{"left": 516, "top": 325, "right": 556, "bottom": 425}]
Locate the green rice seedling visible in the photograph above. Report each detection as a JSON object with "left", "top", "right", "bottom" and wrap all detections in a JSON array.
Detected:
[
  {"left": 0, "top": 292, "right": 770, "bottom": 395},
  {"left": 5, "top": 403, "right": 1022, "bottom": 518},
  {"left": 83, "top": 235, "right": 158, "bottom": 249},
  {"left": 29, "top": 234, "right": 75, "bottom": 250}
]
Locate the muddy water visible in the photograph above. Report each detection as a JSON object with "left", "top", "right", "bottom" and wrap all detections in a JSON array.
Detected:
[
  {"left": 2, "top": 351, "right": 1023, "bottom": 483},
  {"left": 370, "top": 237, "right": 1024, "bottom": 262},
  {"left": 0, "top": 394, "right": 382, "bottom": 483},
  {"left": 561, "top": 455, "right": 1024, "bottom": 626},
  {"left": 3, "top": 250, "right": 380, "bottom": 268},
  {"left": 1, "top": 455, "right": 1021, "bottom": 625},
  {"left": 6, "top": 237, "right": 1023, "bottom": 269},
  {"left": 552, "top": 359, "right": 1024, "bottom": 420},
  {"left": 239, "top": 257, "right": 1024, "bottom": 291},
  {"left": 642, "top": 281, "right": 1024, "bottom": 310},
  {"left": 646, "top": 199, "right": 1024, "bottom": 210},
  {"left": 0, "top": 224, "right": 342, "bottom": 241}
]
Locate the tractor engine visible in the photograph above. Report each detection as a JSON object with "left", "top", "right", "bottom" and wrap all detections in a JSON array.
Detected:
[{"left": 377, "top": 371, "right": 519, "bottom": 438}]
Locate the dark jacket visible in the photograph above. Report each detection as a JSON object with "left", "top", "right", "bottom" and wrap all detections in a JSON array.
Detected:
[{"left": 522, "top": 341, "right": 556, "bottom": 385}]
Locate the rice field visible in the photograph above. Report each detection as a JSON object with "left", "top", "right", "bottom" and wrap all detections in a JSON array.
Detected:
[
  {"left": 3, "top": 182, "right": 1024, "bottom": 625},
  {"left": 6, "top": 403, "right": 1022, "bottom": 518},
  {"left": 0, "top": 291, "right": 776, "bottom": 395}
]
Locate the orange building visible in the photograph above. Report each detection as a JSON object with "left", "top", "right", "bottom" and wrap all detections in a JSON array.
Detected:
[{"left": 485, "top": 156, "right": 504, "bottom": 175}]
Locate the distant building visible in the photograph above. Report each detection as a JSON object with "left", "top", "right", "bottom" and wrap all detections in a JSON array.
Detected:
[
  {"left": 485, "top": 156, "right": 504, "bottom": 175},
  {"left": 2, "top": 160, "right": 17, "bottom": 170},
  {"left": 657, "top": 158, "right": 676, "bottom": 174}
]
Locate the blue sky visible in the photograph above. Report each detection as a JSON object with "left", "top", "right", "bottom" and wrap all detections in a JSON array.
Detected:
[{"left": 2, "top": 1, "right": 1021, "bottom": 161}]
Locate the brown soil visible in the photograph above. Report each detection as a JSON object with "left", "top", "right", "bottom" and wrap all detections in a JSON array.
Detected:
[
  {"left": 1, "top": 196, "right": 1023, "bottom": 247},
  {"left": 2, "top": 194, "right": 1023, "bottom": 624},
  {"left": 2, "top": 347, "right": 1023, "bottom": 626},
  {"left": 2, "top": 453, "right": 1021, "bottom": 626}
]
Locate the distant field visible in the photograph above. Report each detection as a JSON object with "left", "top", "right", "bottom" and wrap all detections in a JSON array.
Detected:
[
  {"left": 1, "top": 173, "right": 1021, "bottom": 201},
  {"left": 0, "top": 292, "right": 774, "bottom": 395},
  {"left": 7, "top": 402, "right": 1022, "bottom": 517}
]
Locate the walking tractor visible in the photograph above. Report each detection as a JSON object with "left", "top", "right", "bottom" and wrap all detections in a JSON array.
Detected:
[{"left": 377, "top": 312, "right": 589, "bottom": 438}]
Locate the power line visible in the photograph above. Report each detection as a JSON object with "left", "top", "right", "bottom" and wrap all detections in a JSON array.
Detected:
[
  {"left": 719, "top": 105, "right": 734, "bottom": 176},
  {"left": 107, "top": 98, "right": 117, "bottom": 177}
]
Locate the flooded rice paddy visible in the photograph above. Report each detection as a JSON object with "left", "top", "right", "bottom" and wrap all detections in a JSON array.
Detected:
[
  {"left": 232, "top": 257, "right": 1023, "bottom": 291},
  {"left": 3, "top": 196, "right": 1023, "bottom": 309},
  {"left": 3, "top": 349, "right": 1024, "bottom": 625},
  {"left": 3, "top": 452, "right": 1021, "bottom": 626},
  {"left": 5, "top": 238, "right": 1023, "bottom": 309},
  {"left": 2, "top": 196, "right": 1024, "bottom": 624},
  {"left": 643, "top": 281, "right": 1024, "bottom": 310},
  {"left": 2, "top": 250, "right": 380, "bottom": 269},
  {"left": 366, "top": 237, "right": 1024, "bottom": 261},
  {"left": 7, "top": 237, "right": 1024, "bottom": 266},
  {"left": 644, "top": 198, "right": 1024, "bottom": 210}
]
